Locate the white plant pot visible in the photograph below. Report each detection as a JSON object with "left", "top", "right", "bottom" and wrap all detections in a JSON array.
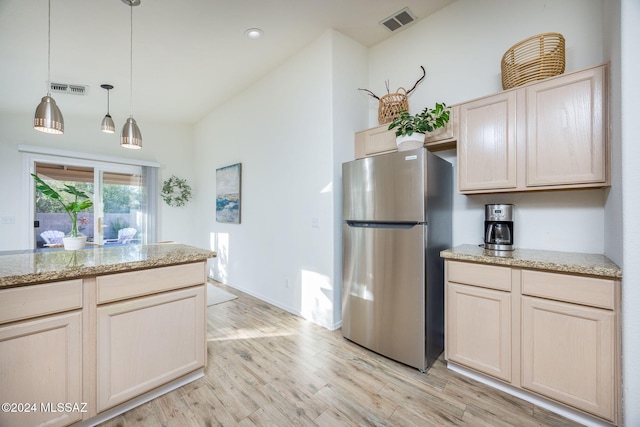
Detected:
[
  {"left": 396, "top": 133, "right": 425, "bottom": 151},
  {"left": 63, "top": 236, "right": 87, "bottom": 251}
]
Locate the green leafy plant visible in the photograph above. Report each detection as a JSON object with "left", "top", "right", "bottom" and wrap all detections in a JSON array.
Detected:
[
  {"left": 388, "top": 102, "right": 450, "bottom": 137},
  {"left": 161, "top": 175, "right": 192, "bottom": 207},
  {"left": 109, "top": 218, "right": 130, "bottom": 238},
  {"left": 31, "top": 173, "right": 94, "bottom": 238}
]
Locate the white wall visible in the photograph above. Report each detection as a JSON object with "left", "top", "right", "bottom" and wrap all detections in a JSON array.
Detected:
[
  {"left": 193, "top": 30, "right": 367, "bottom": 329},
  {"left": 619, "top": 0, "right": 640, "bottom": 424},
  {"left": 330, "top": 32, "right": 369, "bottom": 326},
  {"left": 368, "top": 0, "right": 608, "bottom": 253},
  {"left": 0, "top": 110, "right": 197, "bottom": 251}
]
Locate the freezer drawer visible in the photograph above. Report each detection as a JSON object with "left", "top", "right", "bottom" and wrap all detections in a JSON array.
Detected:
[{"left": 342, "top": 222, "right": 427, "bottom": 370}]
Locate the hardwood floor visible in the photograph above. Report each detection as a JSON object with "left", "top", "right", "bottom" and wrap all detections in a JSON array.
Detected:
[{"left": 99, "top": 282, "right": 581, "bottom": 427}]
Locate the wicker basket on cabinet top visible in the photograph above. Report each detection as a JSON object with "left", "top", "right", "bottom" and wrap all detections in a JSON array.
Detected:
[
  {"left": 378, "top": 87, "right": 409, "bottom": 125},
  {"left": 501, "top": 32, "right": 565, "bottom": 90}
]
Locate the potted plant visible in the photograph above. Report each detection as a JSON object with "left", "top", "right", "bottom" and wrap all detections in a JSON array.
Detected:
[
  {"left": 31, "top": 173, "right": 94, "bottom": 250},
  {"left": 388, "top": 102, "right": 450, "bottom": 151}
]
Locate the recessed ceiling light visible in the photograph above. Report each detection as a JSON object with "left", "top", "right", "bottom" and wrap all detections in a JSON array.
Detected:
[{"left": 245, "top": 28, "right": 263, "bottom": 39}]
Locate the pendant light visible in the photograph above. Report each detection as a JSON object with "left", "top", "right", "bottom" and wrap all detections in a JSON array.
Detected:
[
  {"left": 121, "top": 0, "right": 142, "bottom": 149},
  {"left": 100, "top": 84, "right": 115, "bottom": 133},
  {"left": 33, "top": 0, "right": 64, "bottom": 134}
]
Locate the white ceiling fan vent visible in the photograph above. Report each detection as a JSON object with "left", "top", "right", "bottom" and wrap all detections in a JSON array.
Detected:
[
  {"left": 380, "top": 7, "right": 417, "bottom": 32},
  {"left": 50, "top": 82, "right": 89, "bottom": 96}
]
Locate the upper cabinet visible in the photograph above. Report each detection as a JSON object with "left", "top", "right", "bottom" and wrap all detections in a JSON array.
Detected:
[
  {"left": 458, "top": 64, "right": 609, "bottom": 194},
  {"left": 354, "top": 108, "right": 457, "bottom": 159},
  {"left": 458, "top": 91, "right": 517, "bottom": 191}
]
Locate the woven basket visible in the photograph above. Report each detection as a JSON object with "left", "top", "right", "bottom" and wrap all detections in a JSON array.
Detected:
[
  {"left": 501, "top": 32, "right": 565, "bottom": 90},
  {"left": 378, "top": 87, "right": 409, "bottom": 125}
]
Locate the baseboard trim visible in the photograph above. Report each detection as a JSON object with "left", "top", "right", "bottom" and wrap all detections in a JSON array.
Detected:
[
  {"left": 209, "top": 276, "right": 341, "bottom": 331},
  {"left": 447, "top": 362, "right": 613, "bottom": 427},
  {"left": 73, "top": 369, "right": 204, "bottom": 427}
]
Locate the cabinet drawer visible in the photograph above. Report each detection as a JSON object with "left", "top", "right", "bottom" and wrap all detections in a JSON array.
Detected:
[
  {"left": 0, "top": 280, "right": 82, "bottom": 325},
  {"left": 447, "top": 261, "right": 511, "bottom": 291},
  {"left": 97, "top": 262, "right": 205, "bottom": 304},
  {"left": 521, "top": 270, "right": 615, "bottom": 310}
]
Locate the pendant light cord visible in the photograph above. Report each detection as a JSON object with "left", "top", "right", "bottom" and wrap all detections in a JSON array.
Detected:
[
  {"left": 47, "top": 0, "right": 51, "bottom": 95},
  {"left": 129, "top": 2, "right": 133, "bottom": 117}
]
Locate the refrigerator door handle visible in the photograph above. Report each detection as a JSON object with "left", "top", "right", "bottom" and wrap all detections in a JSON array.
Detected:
[{"left": 345, "top": 221, "right": 423, "bottom": 229}]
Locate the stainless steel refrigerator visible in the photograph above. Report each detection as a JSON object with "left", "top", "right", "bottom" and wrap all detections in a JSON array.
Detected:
[{"left": 341, "top": 147, "right": 452, "bottom": 371}]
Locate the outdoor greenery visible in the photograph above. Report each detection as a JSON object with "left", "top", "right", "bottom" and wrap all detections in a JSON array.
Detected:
[
  {"left": 109, "top": 218, "right": 130, "bottom": 237},
  {"left": 35, "top": 181, "right": 94, "bottom": 213},
  {"left": 104, "top": 184, "right": 142, "bottom": 213},
  {"left": 36, "top": 182, "right": 141, "bottom": 214},
  {"left": 32, "top": 174, "right": 94, "bottom": 238}
]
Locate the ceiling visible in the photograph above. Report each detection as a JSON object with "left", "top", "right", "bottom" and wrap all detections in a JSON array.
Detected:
[{"left": 0, "top": 0, "right": 455, "bottom": 125}]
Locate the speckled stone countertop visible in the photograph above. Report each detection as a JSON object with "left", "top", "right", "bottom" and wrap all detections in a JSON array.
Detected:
[
  {"left": 440, "top": 244, "right": 622, "bottom": 278},
  {"left": 0, "top": 243, "right": 217, "bottom": 289}
]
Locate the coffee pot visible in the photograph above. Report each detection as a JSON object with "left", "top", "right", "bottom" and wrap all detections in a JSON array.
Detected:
[{"left": 484, "top": 204, "right": 514, "bottom": 251}]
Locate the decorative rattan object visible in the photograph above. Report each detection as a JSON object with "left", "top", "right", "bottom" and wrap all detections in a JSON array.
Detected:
[
  {"left": 378, "top": 88, "right": 409, "bottom": 125},
  {"left": 501, "top": 32, "right": 565, "bottom": 90}
]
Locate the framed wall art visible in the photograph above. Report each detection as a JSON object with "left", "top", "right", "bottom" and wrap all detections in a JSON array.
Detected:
[{"left": 216, "top": 163, "right": 241, "bottom": 224}]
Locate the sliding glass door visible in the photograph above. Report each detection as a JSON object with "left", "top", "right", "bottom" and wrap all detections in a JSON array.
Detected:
[
  {"left": 101, "top": 171, "right": 145, "bottom": 245},
  {"left": 33, "top": 160, "right": 149, "bottom": 248}
]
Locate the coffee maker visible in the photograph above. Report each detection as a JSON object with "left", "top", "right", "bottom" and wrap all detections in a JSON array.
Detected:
[{"left": 484, "top": 204, "right": 514, "bottom": 251}]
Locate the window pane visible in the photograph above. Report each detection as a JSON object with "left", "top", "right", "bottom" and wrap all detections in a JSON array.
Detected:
[
  {"left": 103, "top": 172, "right": 145, "bottom": 245},
  {"left": 34, "top": 163, "right": 94, "bottom": 248}
]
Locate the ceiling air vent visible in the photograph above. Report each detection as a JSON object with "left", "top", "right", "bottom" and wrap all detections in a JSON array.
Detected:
[
  {"left": 50, "top": 82, "right": 89, "bottom": 96},
  {"left": 380, "top": 7, "right": 417, "bottom": 32}
]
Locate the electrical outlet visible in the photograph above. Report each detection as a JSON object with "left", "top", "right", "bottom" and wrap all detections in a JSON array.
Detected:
[
  {"left": 285, "top": 278, "right": 290, "bottom": 288},
  {"left": 2, "top": 216, "right": 15, "bottom": 224},
  {"left": 312, "top": 217, "right": 320, "bottom": 228}
]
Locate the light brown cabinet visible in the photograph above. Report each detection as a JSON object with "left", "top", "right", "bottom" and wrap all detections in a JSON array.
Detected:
[
  {"left": 446, "top": 282, "right": 512, "bottom": 382},
  {"left": 458, "top": 91, "right": 517, "bottom": 191},
  {"left": 445, "top": 261, "right": 512, "bottom": 382},
  {"left": 445, "top": 260, "right": 619, "bottom": 424},
  {"left": 95, "top": 262, "right": 207, "bottom": 413},
  {"left": 354, "top": 109, "right": 457, "bottom": 159},
  {"left": 0, "top": 281, "right": 83, "bottom": 427},
  {"left": 457, "top": 64, "right": 609, "bottom": 194},
  {"left": 97, "top": 285, "right": 206, "bottom": 412},
  {"left": 520, "top": 269, "right": 617, "bottom": 421},
  {"left": 0, "top": 261, "right": 207, "bottom": 427}
]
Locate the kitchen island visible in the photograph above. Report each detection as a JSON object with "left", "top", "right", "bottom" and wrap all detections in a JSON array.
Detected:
[
  {"left": 0, "top": 243, "right": 216, "bottom": 427},
  {"left": 441, "top": 244, "right": 621, "bottom": 425}
]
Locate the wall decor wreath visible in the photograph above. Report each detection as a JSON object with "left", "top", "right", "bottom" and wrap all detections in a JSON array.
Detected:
[{"left": 161, "top": 175, "right": 192, "bottom": 207}]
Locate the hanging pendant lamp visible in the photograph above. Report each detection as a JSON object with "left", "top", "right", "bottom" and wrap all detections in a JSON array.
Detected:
[
  {"left": 100, "top": 84, "right": 115, "bottom": 133},
  {"left": 121, "top": 0, "right": 142, "bottom": 149},
  {"left": 34, "top": 0, "right": 64, "bottom": 134}
]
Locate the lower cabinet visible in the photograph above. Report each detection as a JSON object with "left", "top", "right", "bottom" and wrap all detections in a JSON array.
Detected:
[
  {"left": 0, "top": 311, "right": 83, "bottom": 427},
  {"left": 0, "top": 261, "right": 207, "bottom": 427},
  {"left": 446, "top": 283, "right": 511, "bottom": 382},
  {"left": 96, "top": 285, "right": 206, "bottom": 411},
  {"left": 521, "top": 296, "right": 616, "bottom": 421},
  {"left": 445, "top": 260, "right": 619, "bottom": 424}
]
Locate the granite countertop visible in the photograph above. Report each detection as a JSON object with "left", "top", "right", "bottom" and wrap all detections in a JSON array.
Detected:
[
  {"left": 440, "top": 244, "right": 622, "bottom": 278},
  {"left": 0, "top": 243, "right": 217, "bottom": 289}
]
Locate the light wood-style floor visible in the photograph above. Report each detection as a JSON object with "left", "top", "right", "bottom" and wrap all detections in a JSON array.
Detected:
[{"left": 100, "top": 282, "right": 581, "bottom": 427}]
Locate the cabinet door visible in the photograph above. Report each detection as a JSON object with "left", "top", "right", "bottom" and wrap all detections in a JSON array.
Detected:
[
  {"left": 96, "top": 285, "right": 206, "bottom": 412},
  {"left": 521, "top": 296, "right": 615, "bottom": 421},
  {"left": 0, "top": 312, "right": 83, "bottom": 427},
  {"left": 354, "top": 124, "right": 397, "bottom": 159},
  {"left": 525, "top": 66, "right": 607, "bottom": 187},
  {"left": 458, "top": 91, "right": 517, "bottom": 192},
  {"left": 446, "top": 282, "right": 511, "bottom": 382}
]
